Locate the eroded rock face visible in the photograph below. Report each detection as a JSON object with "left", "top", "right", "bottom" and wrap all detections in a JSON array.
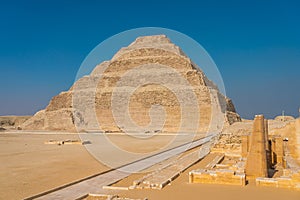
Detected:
[
  {"left": 0, "top": 116, "right": 31, "bottom": 130},
  {"left": 21, "top": 35, "right": 241, "bottom": 133}
]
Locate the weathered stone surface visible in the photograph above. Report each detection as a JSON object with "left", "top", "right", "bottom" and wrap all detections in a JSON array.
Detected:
[
  {"left": 271, "top": 136, "right": 284, "bottom": 165},
  {"left": 189, "top": 169, "right": 246, "bottom": 186},
  {"left": 245, "top": 115, "right": 268, "bottom": 178},
  {"left": 21, "top": 35, "right": 241, "bottom": 132},
  {"left": 256, "top": 176, "right": 300, "bottom": 190},
  {"left": 0, "top": 115, "right": 31, "bottom": 130}
]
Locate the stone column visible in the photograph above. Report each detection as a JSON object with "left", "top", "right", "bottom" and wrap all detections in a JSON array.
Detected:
[
  {"left": 264, "top": 119, "right": 269, "bottom": 151},
  {"left": 241, "top": 134, "right": 250, "bottom": 157},
  {"left": 272, "top": 136, "right": 284, "bottom": 165},
  {"left": 271, "top": 139, "right": 276, "bottom": 165},
  {"left": 245, "top": 115, "right": 268, "bottom": 178}
]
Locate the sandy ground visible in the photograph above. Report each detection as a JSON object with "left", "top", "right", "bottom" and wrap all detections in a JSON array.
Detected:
[
  {"left": 0, "top": 132, "right": 202, "bottom": 199},
  {"left": 0, "top": 133, "right": 107, "bottom": 199},
  {"left": 115, "top": 182, "right": 300, "bottom": 200},
  {"left": 1, "top": 132, "right": 299, "bottom": 200}
]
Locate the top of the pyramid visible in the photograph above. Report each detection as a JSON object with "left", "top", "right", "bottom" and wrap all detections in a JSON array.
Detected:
[{"left": 112, "top": 35, "right": 188, "bottom": 60}]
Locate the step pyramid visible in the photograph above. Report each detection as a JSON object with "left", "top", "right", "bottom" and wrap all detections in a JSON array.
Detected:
[{"left": 22, "top": 35, "right": 240, "bottom": 133}]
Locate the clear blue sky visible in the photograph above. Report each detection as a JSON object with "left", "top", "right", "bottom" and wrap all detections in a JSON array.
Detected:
[{"left": 0, "top": 0, "right": 299, "bottom": 119}]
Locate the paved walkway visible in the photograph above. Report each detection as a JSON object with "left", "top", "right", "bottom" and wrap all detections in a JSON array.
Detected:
[
  {"left": 26, "top": 134, "right": 216, "bottom": 200},
  {"left": 133, "top": 142, "right": 212, "bottom": 189}
]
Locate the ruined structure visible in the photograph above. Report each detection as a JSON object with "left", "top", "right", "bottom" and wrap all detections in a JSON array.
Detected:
[
  {"left": 21, "top": 35, "right": 240, "bottom": 133},
  {"left": 240, "top": 116, "right": 300, "bottom": 190},
  {"left": 244, "top": 115, "right": 268, "bottom": 178},
  {"left": 188, "top": 152, "right": 246, "bottom": 186},
  {"left": 241, "top": 134, "right": 249, "bottom": 157},
  {"left": 0, "top": 116, "right": 31, "bottom": 130},
  {"left": 189, "top": 115, "right": 300, "bottom": 190},
  {"left": 189, "top": 168, "right": 246, "bottom": 186},
  {"left": 271, "top": 136, "right": 284, "bottom": 166}
]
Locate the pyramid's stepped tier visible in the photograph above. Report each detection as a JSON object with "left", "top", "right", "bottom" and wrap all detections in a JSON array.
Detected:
[
  {"left": 112, "top": 35, "right": 187, "bottom": 60},
  {"left": 21, "top": 35, "right": 241, "bottom": 132}
]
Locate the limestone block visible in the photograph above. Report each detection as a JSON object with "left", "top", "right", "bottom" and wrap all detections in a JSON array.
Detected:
[{"left": 189, "top": 169, "right": 246, "bottom": 186}]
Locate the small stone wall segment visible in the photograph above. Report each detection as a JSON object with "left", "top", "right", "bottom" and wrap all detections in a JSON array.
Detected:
[
  {"left": 256, "top": 176, "right": 300, "bottom": 190},
  {"left": 189, "top": 169, "right": 246, "bottom": 186}
]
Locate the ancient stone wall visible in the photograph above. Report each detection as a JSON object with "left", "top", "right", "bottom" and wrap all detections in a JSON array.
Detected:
[{"left": 189, "top": 169, "right": 246, "bottom": 186}]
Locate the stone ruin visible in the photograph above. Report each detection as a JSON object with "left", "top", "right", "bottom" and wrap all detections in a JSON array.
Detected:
[
  {"left": 254, "top": 117, "right": 300, "bottom": 190},
  {"left": 244, "top": 115, "right": 268, "bottom": 178},
  {"left": 21, "top": 35, "right": 241, "bottom": 133},
  {"left": 189, "top": 115, "right": 300, "bottom": 190},
  {"left": 0, "top": 116, "right": 31, "bottom": 130}
]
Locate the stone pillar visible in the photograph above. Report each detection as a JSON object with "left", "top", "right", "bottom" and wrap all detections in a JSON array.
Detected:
[
  {"left": 264, "top": 119, "right": 269, "bottom": 151},
  {"left": 282, "top": 157, "right": 287, "bottom": 169},
  {"left": 272, "top": 136, "right": 284, "bottom": 165},
  {"left": 245, "top": 115, "right": 268, "bottom": 178},
  {"left": 271, "top": 139, "right": 276, "bottom": 164},
  {"left": 241, "top": 134, "right": 250, "bottom": 157},
  {"left": 264, "top": 119, "right": 273, "bottom": 171}
]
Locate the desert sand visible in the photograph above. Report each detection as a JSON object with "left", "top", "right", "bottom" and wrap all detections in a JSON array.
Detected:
[
  {"left": 0, "top": 133, "right": 107, "bottom": 199},
  {"left": 0, "top": 131, "right": 206, "bottom": 199},
  {"left": 0, "top": 132, "right": 299, "bottom": 200}
]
